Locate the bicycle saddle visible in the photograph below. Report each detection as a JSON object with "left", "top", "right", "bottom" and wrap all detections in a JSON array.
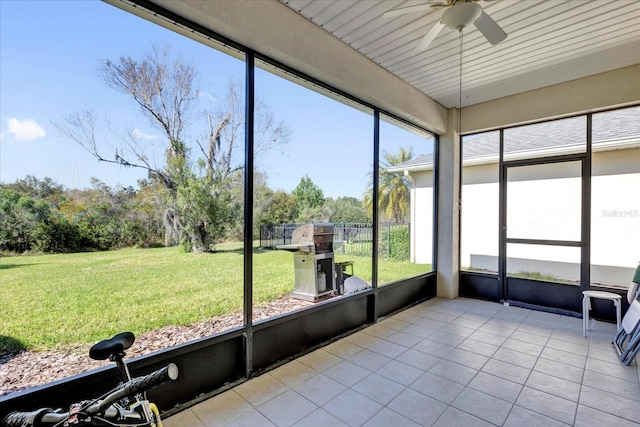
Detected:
[{"left": 89, "top": 331, "right": 135, "bottom": 360}]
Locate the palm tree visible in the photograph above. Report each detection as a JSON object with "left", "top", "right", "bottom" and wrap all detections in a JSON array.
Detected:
[{"left": 364, "top": 147, "right": 413, "bottom": 223}]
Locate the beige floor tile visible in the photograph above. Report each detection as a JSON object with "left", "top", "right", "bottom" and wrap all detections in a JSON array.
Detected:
[
  {"left": 439, "top": 323, "right": 476, "bottom": 338},
  {"left": 401, "top": 323, "right": 439, "bottom": 338},
  {"left": 428, "top": 359, "right": 478, "bottom": 385},
  {"left": 322, "top": 359, "right": 370, "bottom": 387},
  {"left": 445, "top": 347, "right": 490, "bottom": 370},
  {"left": 416, "top": 310, "right": 457, "bottom": 324},
  {"left": 225, "top": 409, "right": 276, "bottom": 427},
  {"left": 575, "top": 404, "right": 639, "bottom": 427},
  {"left": 468, "top": 330, "right": 508, "bottom": 346},
  {"left": 387, "top": 388, "right": 447, "bottom": 426},
  {"left": 383, "top": 330, "right": 422, "bottom": 347},
  {"left": 478, "top": 323, "right": 516, "bottom": 338},
  {"left": 587, "top": 345, "right": 621, "bottom": 363},
  {"left": 432, "top": 406, "right": 495, "bottom": 427},
  {"left": 410, "top": 371, "right": 464, "bottom": 404},
  {"left": 426, "top": 330, "right": 466, "bottom": 347},
  {"left": 540, "top": 346, "right": 587, "bottom": 368},
  {"left": 257, "top": 389, "right": 316, "bottom": 427},
  {"left": 585, "top": 357, "right": 639, "bottom": 382},
  {"left": 493, "top": 347, "right": 538, "bottom": 369},
  {"left": 292, "top": 408, "right": 349, "bottom": 427},
  {"left": 363, "top": 337, "right": 407, "bottom": 358},
  {"left": 352, "top": 372, "right": 405, "bottom": 405},
  {"left": 270, "top": 360, "right": 318, "bottom": 387},
  {"left": 451, "top": 387, "right": 513, "bottom": 425},
  {"left": 362, "top": 407, "right": 420, "bottom": 427},
  {"left": 412, "top": 338, "right": 454, "bottom": 358},
  {"left": 190, "top": 390, "right": 255, "bottom": 426},
  {"left": 580, "top": 385, "right": 640, "bottom": 424},
  {"left": 515, "top": 323, "right": 553, "bottom": 339},
  {"left": 347, "top": 348, "right": 391, "bottom": 371},
  {"left": 323, "top": 389, "right": 382, "bottom": 427},
  {"left": 501, "top": 336, "right": 545, "bottom": 357},
  {"left": 516, "top": 386, "right": 577, "bottom": 425},
  {"left": 457, "top": 337, "right": 500, "bottom": 357},
  {"left": 163, "top": 410, "right": 205, "bottom": 427},
  {"left": 449, "top": 316, "right": 485, "bottom": 330},
  {"left": 378, "top": 316, "right": 413, "bottom": 330},
  {"left": 322, "top": 338, "right": 363, "bottom": 359},
  {"left": 467, "top": 371, "right": 523, "bottom": 403},
  {"left": 582, "top": 369, "right": 640, "bottom": 400},
  {"left": 504, "top": 405, "right": 570, "bottom": 427},
  {"left": 394, "top": 348, "right": 440, "bottom": 371},
  {"left": 482, "top": 358, "right": 531, "bottom": 384},
  {"left": 235, "top": 374, "right": 288, "bottom": 407},
  {"left": 525, "top": 370, "right": 581, "bottom": 402},
  {"left": 361, "top": 323, "right": 395, "bottom": 339},
  {"left": 292, "top": 373, "right": 346, "bottom": 406},
  {"left": 297, "top": 349, "right": 342, "bottom": 372},
  {"left": 375, "top": 359, "right": 424, "bottom": 385},
  {"left": 534, "top": 357, "right": 584, "bottom": 384},
  {"left": 547, "top": 337, "right": 589, "bottom": 356}
]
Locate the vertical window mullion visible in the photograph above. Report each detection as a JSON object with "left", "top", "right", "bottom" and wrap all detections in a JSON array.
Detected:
[{"left": 243, "top": 50, "right": 255, "bottom": 378}]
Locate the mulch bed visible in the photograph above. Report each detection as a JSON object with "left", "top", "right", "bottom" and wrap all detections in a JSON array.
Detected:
[{"left": 0, "top": 296, "right": 313, "bottom": 397}]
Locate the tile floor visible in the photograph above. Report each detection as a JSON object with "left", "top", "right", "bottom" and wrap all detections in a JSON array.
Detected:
[{"left": 164, "top": 297, "right": 640, "bottom": 426}]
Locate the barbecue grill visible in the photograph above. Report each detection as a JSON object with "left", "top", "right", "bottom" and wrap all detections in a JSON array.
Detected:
[{"left": 277, "top": 223, "right": 336, "bottom": 301}]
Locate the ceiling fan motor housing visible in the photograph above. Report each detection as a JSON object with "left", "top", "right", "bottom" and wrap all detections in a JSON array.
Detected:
[{"left": 442, "top": 2, "right": 482, "bottom": 30}]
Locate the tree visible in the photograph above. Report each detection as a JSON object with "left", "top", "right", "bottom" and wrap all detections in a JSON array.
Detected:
[
  {"left": 293, "top": 175, "right": 324, "bottom": 222},
  {"left": 365, "top": 147, "right": 413, "bottom": 223},
  {"left": 326, "top": 197, "right": 370, "bottom": 224},
  {"left": 1, "top": 175, "right": 65, "bottom": 206},
  {"left": 54, "top": 44, "right": 289, "bottom": 252},
  {"left": 0, "top": 189, "right": 72, "bottom": 253},
  {"left": 255, "top": 189, "right": 297, "bottom": 229}
]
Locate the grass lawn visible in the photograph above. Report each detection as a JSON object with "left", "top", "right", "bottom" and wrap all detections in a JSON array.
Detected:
[{"left": 1, "top": 245, "right": 430, "bottom": 353}]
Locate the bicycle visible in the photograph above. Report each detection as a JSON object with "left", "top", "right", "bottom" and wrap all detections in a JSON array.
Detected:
[{"left": 2, "top": 332, "right": 178, "bottom": 427}]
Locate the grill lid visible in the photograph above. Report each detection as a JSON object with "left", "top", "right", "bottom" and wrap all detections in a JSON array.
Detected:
[{"left": 278, "top": 223, "right": 335, "bottom": 253}]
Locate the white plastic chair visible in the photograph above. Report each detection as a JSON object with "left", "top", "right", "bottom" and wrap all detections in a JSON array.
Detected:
[{"left": 582, "top": 290, "right": 621, "bottom": 337}]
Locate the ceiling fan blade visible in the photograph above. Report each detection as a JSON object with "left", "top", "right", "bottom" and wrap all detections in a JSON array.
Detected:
[
  {"left": 473, "top": 10, "right": 507, "bottom": 45},
  {"left": 415, "top": 20, "right": 446, "bottom": 51},
  {"left": 383, "top": 4, "right": 432, "bottom": 18}
]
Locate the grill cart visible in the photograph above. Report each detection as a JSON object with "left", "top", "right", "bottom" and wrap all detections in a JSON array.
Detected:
[{"left": 277, "top": 223, "right": 337, "bottom": 301}]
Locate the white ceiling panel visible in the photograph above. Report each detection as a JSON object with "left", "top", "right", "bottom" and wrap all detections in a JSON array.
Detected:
[{"left": 280, "top": 0, "right": 640, "bottom": 108}]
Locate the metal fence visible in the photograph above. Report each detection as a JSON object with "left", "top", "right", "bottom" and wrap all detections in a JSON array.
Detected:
[{"left": 259, "top": 222, "right": 410, "bottom": 260}]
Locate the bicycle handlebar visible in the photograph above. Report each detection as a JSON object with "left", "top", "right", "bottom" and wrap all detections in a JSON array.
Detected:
[{"left": 2, "top": 363, "right": 178, "bottom": 427}]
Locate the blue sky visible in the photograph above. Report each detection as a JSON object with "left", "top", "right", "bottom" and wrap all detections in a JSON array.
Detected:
[{"left": 0, "top": 0, "right": 433, "bottom": 199}]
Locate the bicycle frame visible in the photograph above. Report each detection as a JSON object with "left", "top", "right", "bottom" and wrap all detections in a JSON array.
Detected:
[{"left": 2, "top": 332, "right": 178, "bottom": 427}]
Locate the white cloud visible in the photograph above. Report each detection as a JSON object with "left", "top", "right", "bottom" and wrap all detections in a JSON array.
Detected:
[
  {"left": 6, "top": 118, "right": 46, "bottom": 141},
  {"left": 132, "top": 128, "right": 158, "bottom": 141}
]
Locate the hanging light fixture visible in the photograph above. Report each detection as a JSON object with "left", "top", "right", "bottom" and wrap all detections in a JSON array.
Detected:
[{"left": 443, "top": 1, "right": 482, "bottom": 31}]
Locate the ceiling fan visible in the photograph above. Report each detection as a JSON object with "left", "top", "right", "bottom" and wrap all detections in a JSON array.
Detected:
[{"left": 383, "top": 0, "right": 507, "bottom": 51}]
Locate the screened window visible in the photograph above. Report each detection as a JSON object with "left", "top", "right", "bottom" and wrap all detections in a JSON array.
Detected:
[
  {"left": 377, "top": 114, "right": 435, "bottom": 285},
  {"left": 591, "top": 106, "right": 640, "bottom": 288},
  {"left": 253, "top": 62, "right": 373, "bottom": 312},
  {"left": 461, "top": 131, "right": 500, "bottom": 273}
]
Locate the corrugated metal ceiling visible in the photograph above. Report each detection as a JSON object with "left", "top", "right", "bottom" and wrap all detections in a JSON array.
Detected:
[{"left": 280, "top": 0, "right": 640, "bottom": 109}]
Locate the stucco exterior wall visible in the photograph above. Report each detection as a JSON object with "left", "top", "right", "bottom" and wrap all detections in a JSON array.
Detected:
[{"left": 409, "top": 171, "right": 434, "bottom": 265}]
